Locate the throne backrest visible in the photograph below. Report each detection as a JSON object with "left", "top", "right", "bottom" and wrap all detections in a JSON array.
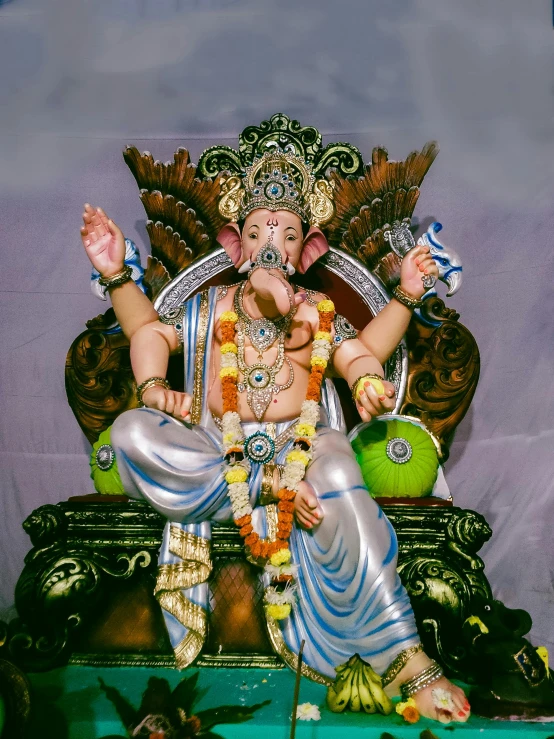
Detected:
[{"left": 66, "top": 114, "right": 479, "bottom": 460}]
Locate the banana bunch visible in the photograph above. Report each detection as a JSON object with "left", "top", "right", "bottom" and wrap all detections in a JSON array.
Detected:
[{"left": 327, "top": 654, "right": 393, "bottom": 715}]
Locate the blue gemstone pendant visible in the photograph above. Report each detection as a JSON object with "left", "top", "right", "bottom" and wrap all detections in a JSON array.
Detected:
[{"left": 244, "top": 431, "right": 275, "bottom": 464}]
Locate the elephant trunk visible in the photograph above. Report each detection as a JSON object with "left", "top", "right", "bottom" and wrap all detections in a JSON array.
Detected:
[{"left": 248, "top": 267, "right": 295, "bottom": 316}]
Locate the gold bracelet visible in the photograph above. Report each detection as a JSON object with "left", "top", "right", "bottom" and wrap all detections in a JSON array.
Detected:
[
  {"left": 350, "top": 373, "right": 384, "bottom": 403},
  {"left": 136, "top": 376, "right": 171, "bottom": 405},
  {"left": 392, "top": 285, "right": 423, "bottom": 310},
  {"left": 98, "top": 265, "right": 133, "bottom": 288}
]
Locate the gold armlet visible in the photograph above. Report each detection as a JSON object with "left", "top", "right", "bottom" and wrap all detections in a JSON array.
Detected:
[
  {"left": 136, "top": 376, "right": 171, "bottom": 405},
  {"left": 98, "top": 265, "right": 133, "bottom": 288},
  {"left": 392, "top": 285, "right": 423, "bottom": 310}
]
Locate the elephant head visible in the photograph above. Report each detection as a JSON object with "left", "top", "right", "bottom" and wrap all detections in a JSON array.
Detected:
[
  {"left": 462, "top": 598, "right": 533, "bottom": 649},
  {"left": 217, "top": 208, "right": 329, "bottom": 316},
  {"left": 417, "top": 222, "right": 463, "bottom": 297},
  {"left": 462, "top": 598, "right": 554, "bottom": 711}
]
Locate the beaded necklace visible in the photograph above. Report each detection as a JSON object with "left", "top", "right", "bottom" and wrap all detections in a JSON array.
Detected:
[{"left": 219, "top": 295, "right": 335, "bottom": 619}]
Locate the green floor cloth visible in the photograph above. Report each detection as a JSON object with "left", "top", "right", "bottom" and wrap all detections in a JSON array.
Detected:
[{"left": 27, "top": 666, "right": 554, "bottom": 739}]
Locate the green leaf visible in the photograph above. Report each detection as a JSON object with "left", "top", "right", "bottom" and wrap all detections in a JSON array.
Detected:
[
  {"left": 172, "top": 671, "right": 205, "bottom": 714},
  {"left": 98, "top": 677, "right": 137, "bottom": 730}
]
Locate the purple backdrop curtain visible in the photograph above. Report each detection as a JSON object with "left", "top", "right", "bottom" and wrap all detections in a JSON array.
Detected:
[{"left": 1, "top": 0, "right": 553, "bottom": 651}]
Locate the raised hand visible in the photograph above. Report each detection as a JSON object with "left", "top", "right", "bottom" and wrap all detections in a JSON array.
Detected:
[
  {"left": 141, "top": 385, "right": 193, "bottom": 422},
  {"left": 399, "top": 245, "right": 438, "bottom": 299},
  {"left": 355, "top": 379, "right": 396, "bottom": 422},
  {"left": 80, "top": 203, "right": 126, "bottom": 278}
]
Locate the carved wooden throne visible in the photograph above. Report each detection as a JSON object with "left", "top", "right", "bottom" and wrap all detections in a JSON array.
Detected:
[{"left": 3, "top": 115, "right": 491, "bottom": 679}]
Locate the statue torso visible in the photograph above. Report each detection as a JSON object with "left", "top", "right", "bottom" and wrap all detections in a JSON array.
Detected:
[{"left": 206, "top": 284, "right": 327, "bottom": 422}]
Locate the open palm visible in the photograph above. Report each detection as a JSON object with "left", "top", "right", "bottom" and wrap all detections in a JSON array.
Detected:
[{"left": 80, "top": 203, "right": 125, "bottom": 278}]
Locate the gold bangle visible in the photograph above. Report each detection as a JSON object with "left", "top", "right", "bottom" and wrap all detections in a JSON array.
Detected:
[
  {"left": 136, "top": 376, "right": 171, "bottom": 405},
  {"left": 392, "top": 285, "right": 422, "bottom": 310},
  {"left": 350, "top": 373, "right": 384, "bottom": 403},
  {"left": 98, "top": 265, "right": 133, "bottom": 288}
]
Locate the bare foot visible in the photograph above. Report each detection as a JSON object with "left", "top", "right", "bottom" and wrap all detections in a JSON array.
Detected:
[
  {"left": 385, "top": 652, "right": 470, "bottom": 723},
  {"left": 294, "top": 481, "right": 324, "bottom": 529}
]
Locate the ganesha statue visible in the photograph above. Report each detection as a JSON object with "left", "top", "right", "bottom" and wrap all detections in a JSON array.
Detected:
[{"left": 77, "top": 115, "right": 472, "bottom": 724}]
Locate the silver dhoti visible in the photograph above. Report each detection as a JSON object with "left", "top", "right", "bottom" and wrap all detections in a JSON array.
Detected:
[{"left": 111, "top": 287, "right": 419, "bottom": 679}]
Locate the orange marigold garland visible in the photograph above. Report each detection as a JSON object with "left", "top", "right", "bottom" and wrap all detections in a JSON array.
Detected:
[{"left": 220, "top": 300, "right": 335, "bottom": 620}]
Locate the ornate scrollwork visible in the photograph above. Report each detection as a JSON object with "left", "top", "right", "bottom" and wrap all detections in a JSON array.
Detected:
[
  {"left": 0, "top": 657, "right": 31, "bottom": 738},
  {"left": 398, "top": 556, "right": 468, "bottom": 620},
  {"left": 420, "top": 295, "right": 460, "bottom": 324},
  {"left": 195, "top": 145, "right": 243, "bottom": 180},
  {"left": 65, "top": 328, "right": 136, "bottom": 444},
  {"left": 238, "top": 113, "right": 323, "bottom": 166},
  {"left": 400, "top": 298, "right": 480, "bottom": 457},
  {"left": 8, "top": 545, "right": 151, "bottom": 671},
  {"left": 313, "top": 141, "right": 363, "bottom": 177},
  {"left": 197, "top": 113, "right": 363, "bottom": 182}
]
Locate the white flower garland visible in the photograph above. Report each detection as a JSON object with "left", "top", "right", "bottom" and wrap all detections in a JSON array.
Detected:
[{"left": 219, "top": 301, "right": 335, "bottom": 619}]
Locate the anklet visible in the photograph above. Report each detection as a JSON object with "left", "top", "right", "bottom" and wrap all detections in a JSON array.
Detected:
[
  {"left": 381, "top": 643, "right": 423, "bottom": 687},
  {"left": 400, "top": 660, "right": 443, "bottom": 699}
]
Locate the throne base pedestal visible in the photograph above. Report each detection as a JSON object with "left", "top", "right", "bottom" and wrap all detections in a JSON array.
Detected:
[{"left": 2, "top": 496, "right": 492, "bottom": 681}]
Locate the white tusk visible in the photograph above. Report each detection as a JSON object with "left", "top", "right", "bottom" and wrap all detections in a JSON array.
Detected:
[
  {"left": 237, "top": 260, "right": 253, "bottom": 274},
  {"left": 286, "top": 261, "right": 296, "bottom": 276}
]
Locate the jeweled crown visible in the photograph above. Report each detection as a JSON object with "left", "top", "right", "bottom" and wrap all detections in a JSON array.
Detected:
[
  {"left": 240, "top": 150, "right": 315, "bottom": 223},
  {"left": 197, "top": 114, "right": 365, "bottom": 228}
]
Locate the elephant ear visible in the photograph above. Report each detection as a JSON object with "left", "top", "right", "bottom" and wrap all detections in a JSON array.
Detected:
[
  {"left": 298, "top": 227, "right": 329, "bottom": 274},
  {"left": 217, "top": 222, "right": 243, "bottom": 266}
]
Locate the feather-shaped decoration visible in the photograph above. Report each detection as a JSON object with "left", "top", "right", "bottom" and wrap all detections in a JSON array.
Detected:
[
  {"left": 141, "top": 191, "right": 211, "bottom": 266},
  {"left": 324, "top": 142, "right": 439, "bottom": 285},
  {"left": 145, "top": 220, "right": 195, "bottom": 278},
  {"left": 124, "top": 146, "right": 225, "bottom": 275},
  {"left": 143, "top": 255, "right": 171, "bottom": 302}
]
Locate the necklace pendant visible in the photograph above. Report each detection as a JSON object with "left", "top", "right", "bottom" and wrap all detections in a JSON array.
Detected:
[
  {"left": 248, "top": 386, "right": 273, "bottom": 421},
  {"left": 244, "top": 430, "right": 275, "bottom": 464},
  {"left": 249, "top": 318, "right": 278, "bottom": 353}
]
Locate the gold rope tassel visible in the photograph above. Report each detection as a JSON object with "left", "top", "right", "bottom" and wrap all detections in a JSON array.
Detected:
[
  {"left": 157, "top": 590, "right": 208, "bottom": 669},
  {"left": 155, "top": 525, "right": 212, "bottom": 669}
]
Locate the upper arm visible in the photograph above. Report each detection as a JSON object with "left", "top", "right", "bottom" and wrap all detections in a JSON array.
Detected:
[
  {"left": 133, "top": 319, "right": 181, "bottom": 354},
  {"left": 159, "top": 302, "right": 186, "bottom": 354}
]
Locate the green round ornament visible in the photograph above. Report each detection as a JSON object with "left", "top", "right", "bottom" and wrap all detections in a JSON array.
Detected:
[
  {"left": 90, "top": 426, "right": 125, "bottom": 495},
  {"left": 350, "top": 415, "right": 439, "bottom": 498}
]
